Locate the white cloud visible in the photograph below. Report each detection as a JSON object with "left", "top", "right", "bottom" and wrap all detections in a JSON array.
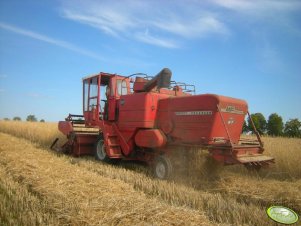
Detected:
[
  {"left": 211, "top": 0, "right": 258, "bottom": 11},
  {"left": 62, "top": 10, "right": 127, "bottom": 37},
  {"left": 0, "top": 22, "right": 104, "bottom": 61},
  {"left": 60, "top": 0, "right": 229, "bottom": 48},
  {"left": 210, "top": 0, "right": 301, "bottom": 36},
  {"left": 211, "top": 0, "right": 301, "bottom": 15},
  {"left": 0, "top": 74, "right": 8, "bottom": 79},
  {"left": 150, "top": 14, "right": 229, "bottom": 38},
  {"left": 135, "top": 30, "right": 178, "bottom": 49}
]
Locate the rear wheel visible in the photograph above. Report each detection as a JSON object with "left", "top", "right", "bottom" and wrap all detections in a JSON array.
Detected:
[
  {"left": 153, "top": 155, "right": 173, "bottom": 179},
  {"left": 94, "top": 138, "right": 111, "bottom": 162}
]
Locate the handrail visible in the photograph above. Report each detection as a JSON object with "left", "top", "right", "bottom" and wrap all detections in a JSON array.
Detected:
[
  {"left": 247, "top": 111, "right": 264, "bottom": 152},
  {"left": 120, "top": 71, "right": 196, "bottom": 94},
  {"left": 121, "top": 72, "right": 149, "bottom": 82}
]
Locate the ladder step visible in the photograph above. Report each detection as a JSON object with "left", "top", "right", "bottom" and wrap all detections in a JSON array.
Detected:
[{"left": 108, "top": 146, "right": 122, "bottom": 157}]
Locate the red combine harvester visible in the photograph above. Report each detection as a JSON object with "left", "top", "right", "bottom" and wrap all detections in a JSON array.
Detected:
[{"left": 52, "top": 68, "right": 274, "bottom": 179}]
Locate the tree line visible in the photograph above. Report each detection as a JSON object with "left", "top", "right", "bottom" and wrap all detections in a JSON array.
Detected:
[
  {"left": 3, "top": 115, "right": 45, "bottom": 122},
  {"left": 243, "top": 113, "right": 301, "bottom": 138}
]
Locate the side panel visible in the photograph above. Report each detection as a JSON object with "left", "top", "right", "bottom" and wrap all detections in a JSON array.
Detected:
[
  {"left": 117, "top": 92, "right": 169, "bottom": 155},
  {"left": 135, "top": 129, "right": 167, "bottom": 148},
  {"left": 157, "top": 94, "right": 247, "bottom": 145},
  {"left": 157, "top": 94, "right": 218, "bottom": 144},
  {"left": 211, "top": 97, "right": 248, "bottom": 144},
  {"left": 118, "top": 92, "right": 161, "bottom": 129}
]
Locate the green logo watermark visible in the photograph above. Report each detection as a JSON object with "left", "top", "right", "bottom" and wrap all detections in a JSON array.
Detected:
[{"left": 267, "top": 206, "right": 299, "bottom": 224}]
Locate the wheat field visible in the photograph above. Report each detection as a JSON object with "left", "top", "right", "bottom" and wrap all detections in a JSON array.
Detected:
[{"left": 0, "top": 121, "right": 300, "bottom": 226}]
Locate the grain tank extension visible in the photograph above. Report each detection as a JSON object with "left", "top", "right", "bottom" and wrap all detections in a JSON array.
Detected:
[{"left": 52, "top": 68, "right": 274, "bottom": 179}]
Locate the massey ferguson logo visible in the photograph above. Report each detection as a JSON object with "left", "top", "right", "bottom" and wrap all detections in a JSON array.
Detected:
[
  {"left": 175, "top": 111, "right": 213, "bottom": 116},
  {"left": 221, "top": 106, "right": 244, "bottom": 115}
]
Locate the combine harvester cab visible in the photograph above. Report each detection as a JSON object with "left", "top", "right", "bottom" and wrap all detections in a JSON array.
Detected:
[{"left": 52, "top": 68, "right": 274, "bottom": 179}]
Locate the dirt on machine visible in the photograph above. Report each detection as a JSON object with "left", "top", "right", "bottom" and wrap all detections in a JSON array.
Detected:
[{"left": 51, "top": 68, "right": 274, "bottom": 179}]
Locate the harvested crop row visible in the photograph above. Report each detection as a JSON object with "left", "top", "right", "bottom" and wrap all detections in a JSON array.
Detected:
[
  {"left": 72, "top": 152, "right": 301, "bottom": 226},
  {"left": 217, "top": 172, "right": 301, "bottom": 210},
  {"left": 0, "top": 133, "right": 214, "bottom": 226},
  {"left": 0, "top": 166, "right": 61, "bottom": 226}
]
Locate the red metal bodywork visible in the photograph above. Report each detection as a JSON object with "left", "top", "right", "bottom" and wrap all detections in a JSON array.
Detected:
[
  {"left": 157, "top": 94, "right": 247, "bottom": 145},
  {"left": 57, "top": 69, "right": 274, "bottom": 167},
  {"left": 135, "top": 129, "right": 167, "bottom": 148}
]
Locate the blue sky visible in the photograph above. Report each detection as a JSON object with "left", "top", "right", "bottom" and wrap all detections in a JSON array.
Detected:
[{"left": 0, "top": 0, "right": 300, "bottom": 122}]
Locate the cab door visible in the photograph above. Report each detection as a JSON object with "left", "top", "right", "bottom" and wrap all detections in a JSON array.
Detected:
[
  {"left": 108, "top": 76, "right": 116, "bottom": 121},
  {"left": 108, "top": 77, "right": 129, "bottom": 121},
  {"left": 83, "top": 76, "right": 100, "bottom": 125}
]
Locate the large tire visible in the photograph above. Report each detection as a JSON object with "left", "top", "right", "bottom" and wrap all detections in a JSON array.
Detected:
[
  {"left": 94, "top": 138, "right": 111, "bottom": 163},
  {"left": 153, "top": 155, "right": 173, "bottom": 180}
]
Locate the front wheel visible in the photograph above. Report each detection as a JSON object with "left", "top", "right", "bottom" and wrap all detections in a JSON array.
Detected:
[
  {"left": 94, "top": 138, "right": 111, "bottom": 162},
  {"left": 153, "top": 155, "right": 173, "bottom": 180}
]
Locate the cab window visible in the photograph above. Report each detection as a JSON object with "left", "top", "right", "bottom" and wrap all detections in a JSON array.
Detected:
[
  {"left": 88, "top": 77, "right": 98, "bottom": 111},
  {"left": 116, "top": 80, "right": 127, "bottom": 96}
]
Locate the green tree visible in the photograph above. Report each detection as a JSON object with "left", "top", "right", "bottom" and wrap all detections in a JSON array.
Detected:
[
  {"left": 40, "top": 119, "right": 45, "bottom": 122},
  {"left": 284, "top": 119, "right": 301, "bottom": 138},
  {"left": 26, "top": 115, "right": 37, "bottom": 122},
  {"left": 247, "top": 113, "right": 266, "bottom": 135},
  {"left": 267, "top": 113, "right": 283, "bottom": 136},
  {"left": 3, "top": 118, "right": 10, "bottom": 121},
  {"left": 13, "top": 116, "right": 22, "bottom": 121}
]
